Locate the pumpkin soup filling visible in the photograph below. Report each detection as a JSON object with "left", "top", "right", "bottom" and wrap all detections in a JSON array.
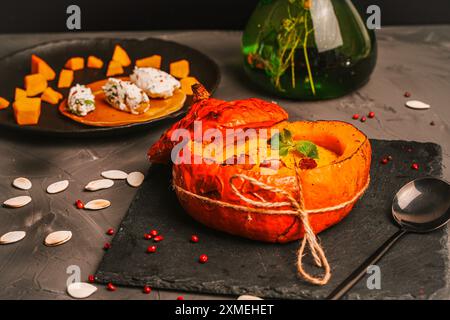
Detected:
[{"left": 185, "top": 128, "right": 339, "bottom": 173}]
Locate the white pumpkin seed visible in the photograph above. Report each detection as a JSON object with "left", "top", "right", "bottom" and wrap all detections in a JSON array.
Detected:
[
  {"left": 84, "top": 199, "right": 111, "bottom": 210},
  {"left": 237, "top": 295, "right": 263, "bottom": 300},
  {"left": 127, "top": 171, "right": 145, "bottom": 187},
  {"left": 85, "top": 179, "right": 114, "bottom": 191},
  {"left": 0, "top": 231, "right": 26, "bottom": 244},
  {"left": 44, "top": 230, "right": 72, "bottom": 246},
  {"left": 12, "top": 177, "right": 32, "bottom": 190},
  {"left": 67, "top": 282, "right": 98, "bottom": 299},
  {"left": 101, "top": 170, "right": 128, "bottom": 180},
  {"left": 405, "top": 100, "right": 431, "bottom": 110},
  {"left": 47, "top": 180, "right": 69, "bottom": 194},
  {"left": 3, "top": 196, "right": 32, "bottom": 208}
]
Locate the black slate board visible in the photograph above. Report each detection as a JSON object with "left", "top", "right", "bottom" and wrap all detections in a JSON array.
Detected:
[{"left": 95, "top": 139, "right": 447, "bottom": 299}]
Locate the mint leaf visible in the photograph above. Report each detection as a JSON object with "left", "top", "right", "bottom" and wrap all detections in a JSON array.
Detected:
[
  {"left": 280, "top": 128, "right": 293, "bottom": 145},
  {"left": 270, "top": 130, "right": 293, "bottom": 157},
  {"left": 269, "top": 132, "right": 280, "bottom": 150},
  {"left": 279, "top": 146, "right": 291, "bottom": 157},
  {"left": 270, "top": 130, "right": 319, "bottom": 160},
  {"left": 295, "top": 141, "right": 319, "bottom": 159}
]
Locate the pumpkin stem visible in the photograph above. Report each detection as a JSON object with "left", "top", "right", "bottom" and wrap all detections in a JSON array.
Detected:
[{"left": 192, "top": 83, "right": 210, "bottom": 102}]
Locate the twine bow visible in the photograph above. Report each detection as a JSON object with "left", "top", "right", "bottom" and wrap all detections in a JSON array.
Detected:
[{"left": 229, "top": 173, "right": 330, "bottom": 285}]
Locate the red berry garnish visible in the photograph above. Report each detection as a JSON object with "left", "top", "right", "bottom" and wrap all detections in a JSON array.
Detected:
[
  {"left": 153, "top": 235, "right": 164, "bottom": 242},
  {"left": 177, "top": 296, "right": 184, "bottom": 300},
  {"left": 106, "top": 228, "right": 114, "bottom": 236},
  {"left": 411, "top": 163, "right": 419, "bottom": 170},
  {"left": 149, "top": 230, "right": 158, "bottom": 237},
  {"left": 404, "top": 91, "right": 411, "bottom": 97},
  {"left": 75, "top": 200, "right": 84, "bottom": 209},
  {"left": 190, "top": 235, "right": 199, "bottom": 243},
  {"left": 352, "top": 114, "right": 359, "bottom": 120},
  {"left": 360, "top": 116, "right": 367, "bottom": 122},
  {"left": 368, "top": 111, "right": 375, "bottom": 118},
  {"left": 107, "top": 282, "right": 116, "bottom": 291},
  {"left": 88, "top": 275, "right": 95, "bottom": 283},
  {"left": 199, "top": 254, "right": 208, "bottom": 264},
  {"left": 380, "top": 158, "right": 388, "bottom": 165},
  {"left": 147, "top": 245, "right": 157, "bottom": 253},
  {"left": 103, "top": 242, "right": 111, "bottom": 250},
  {"left": 144, "top": 233, "right": 152, "bottom": 240},
  {"left": 299, "top": 158, "right": 318, "bottom": 170},
  {"left": 143, "top": 285, "right": 152, "bottom": 294}
]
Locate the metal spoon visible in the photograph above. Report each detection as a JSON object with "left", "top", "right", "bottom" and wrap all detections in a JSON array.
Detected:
[{"left": 327, "top": 177, "right": 450, "bottom": 300}]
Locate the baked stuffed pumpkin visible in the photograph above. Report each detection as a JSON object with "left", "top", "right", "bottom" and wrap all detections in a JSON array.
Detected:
[{"left": 148, "top": 85, "right": 371, "bottom": 285}]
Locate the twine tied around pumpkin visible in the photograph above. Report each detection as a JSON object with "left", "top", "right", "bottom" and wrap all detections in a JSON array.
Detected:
[
  {"left": 173, "top": 171, "right": 370, "bottom": 286},
  {"left": 229, "top": 173, "right": 331, "bottom": 285}
]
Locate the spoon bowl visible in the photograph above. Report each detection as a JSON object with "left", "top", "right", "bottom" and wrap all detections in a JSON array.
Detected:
[{"left": 393, "top": 177, "right": 450, "bottom": 233}]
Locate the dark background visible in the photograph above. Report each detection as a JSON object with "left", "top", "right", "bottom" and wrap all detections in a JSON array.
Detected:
[{"left": 1, "top": 0, "right": 449, "bottom": 33}]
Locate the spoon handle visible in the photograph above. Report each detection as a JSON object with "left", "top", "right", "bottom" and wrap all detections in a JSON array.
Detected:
[{"left": 327, "top": 229, "right": 407, "bottom": 300}]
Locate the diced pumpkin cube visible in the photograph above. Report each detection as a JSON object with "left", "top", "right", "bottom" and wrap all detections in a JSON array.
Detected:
[
  {"left": 112, "top": 45, "right": 131, "bottom": 67},
  {"left": 135, "top": 55, "right": 162, "bottom": 69},
  {"left": 13, "top": 98, "right": 41, "bottom": 125},
  {"left": 87, "top": 56, "right": 104, "bottom": 69},
  {"left": 180, "top": 77, "right": 200, "bottom": 95},
  {"left": 57, "top": 69, "right": 74, "bottom": 88},
  {"left": 15, "top": 88, "right": 27, "bottom": 101},
  {"left": 170, "top": 59, "right": 190, "bottom": 79},
  {"left": 64, "top": 57, "right": 85, "bottom": 71},
  {"left": 24, "top": 73, "right": 48, "bottom": 96},
  {"left": 0, "top": 97, "right": 10, "bottom": 110},
  {"left": 30, "top": 55, "right": 40, "bottom": 74},
  {"left": 41, "top": 87, "right": 63, "bottom": 105},
  {"left": 106, "top": 60, "right": 124, "bottom": 77},
  {"left": 31, "top": 54, "right": 56, "bottom": 81}
]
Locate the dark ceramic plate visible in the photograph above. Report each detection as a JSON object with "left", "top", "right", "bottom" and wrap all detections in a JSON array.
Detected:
[{"left": 0, "top": 38, "right": 220, "bottom": 137}]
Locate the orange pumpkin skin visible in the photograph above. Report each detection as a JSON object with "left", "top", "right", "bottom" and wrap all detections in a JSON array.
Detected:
[
  {"left": 148, "top": 97, "right": 288, "bottom": 163},
  {"left": 171, "top": 120, "right": 371, "bottom": 243}
]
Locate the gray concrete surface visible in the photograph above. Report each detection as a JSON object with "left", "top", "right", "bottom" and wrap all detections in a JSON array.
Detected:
[{"left": 0, "top": 27, "right": 449, "bottom": 300}]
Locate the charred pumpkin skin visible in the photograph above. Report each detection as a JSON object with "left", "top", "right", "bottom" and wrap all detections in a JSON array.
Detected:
[
  {"left": 148, "top": 97, "right": 288, "bottom": 163},
  {"left": 172, "top": 120, "right": 371, "bottom": 243}
]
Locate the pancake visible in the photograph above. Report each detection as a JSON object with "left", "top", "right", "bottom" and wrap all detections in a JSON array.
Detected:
[{"left": 59, "top": 78, "right": 186, "bottom": 127}]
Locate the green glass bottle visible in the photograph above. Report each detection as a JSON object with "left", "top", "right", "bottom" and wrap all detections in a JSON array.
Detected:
[{"left": 242, "top": 0, "right": 377, "bottom": 100}]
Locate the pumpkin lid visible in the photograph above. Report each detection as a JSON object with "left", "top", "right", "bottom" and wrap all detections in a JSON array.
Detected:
[{"left": 148, "top": 84, "right": 288, "bottom": 163}]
